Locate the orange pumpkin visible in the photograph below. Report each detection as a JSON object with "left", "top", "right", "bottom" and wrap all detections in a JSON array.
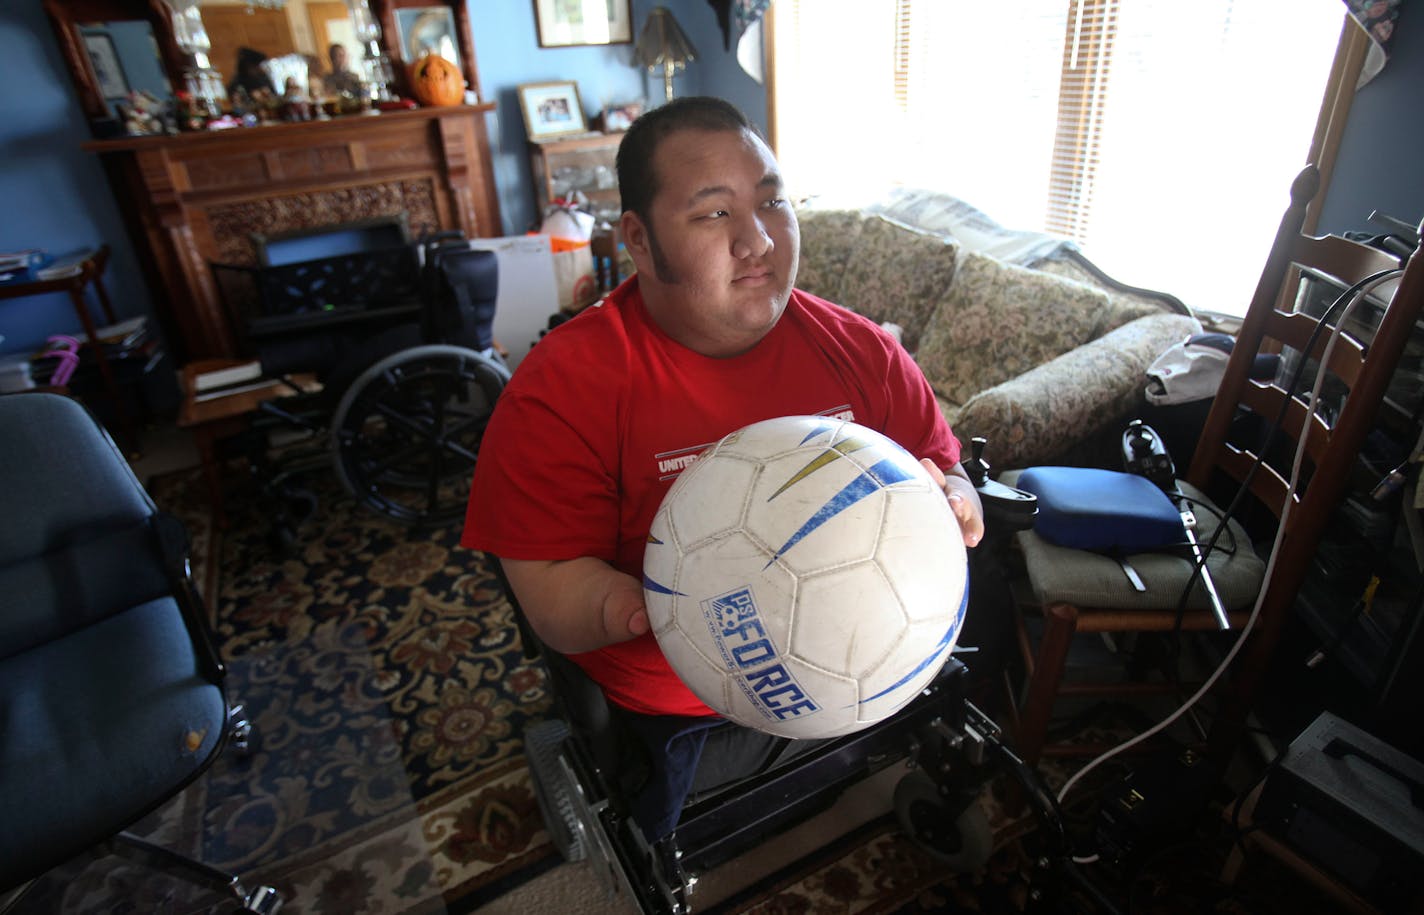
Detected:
[{"left": 409, "top": 54, "right": 464, "bottom": 107}]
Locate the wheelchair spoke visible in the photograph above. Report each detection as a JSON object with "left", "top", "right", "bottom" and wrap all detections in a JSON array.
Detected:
[
  {"left": 373, "top": 398, "right": 438, "bottom": 441},
  {"left": 360, "top": 438, "right": 430, "bottom": 480},
  {"left": 332, "top": 346, "right": 508, "bottom": 526},
  {"left": 423, "top": 394, "right": 448, "bottom": 515}
]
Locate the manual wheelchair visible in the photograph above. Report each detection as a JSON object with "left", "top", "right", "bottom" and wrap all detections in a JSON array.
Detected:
[
  {"left": 499, "top": 447, "right": 1086, "bottom": 914},
  {"left": 210, "top": 225, "right": 511, "bottom": 543}
]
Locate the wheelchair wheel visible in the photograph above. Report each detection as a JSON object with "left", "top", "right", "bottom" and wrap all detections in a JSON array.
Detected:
[
  {"left": 331, "top": 344, "right": 510, "bottom": 526},
  {"left": 894, "top": 769, "right": 992, "bottom": 871},
  {"left": 524, "top": 719, "right": 587, "bottom": 862}
]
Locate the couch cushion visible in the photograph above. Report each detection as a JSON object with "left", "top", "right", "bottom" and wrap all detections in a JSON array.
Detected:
[
  {"left": 952, "top": 312, "right": 1200, "bottom": 469},
  {"left": 794, "top": 208, "right": 868, "bottom": 308},
  {"left": 1033, "top": 254, "right": 1190, "bottom": 331},
  {"left": 935, "top": 394, "right": 963, "bottom": 430},
  {"left": 835, "top": 216, "right": 960, "bottom": 352},
  {"left": 915, "top": 251, "right": 1112, "bottom": 405},
  {"left": 796, "top": 210, "right": 959, "bottom": 352}
]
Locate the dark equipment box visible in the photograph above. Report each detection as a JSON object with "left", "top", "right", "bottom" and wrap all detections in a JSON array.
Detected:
[{"left": 1255, "top": 711, "right": 1424, "bottom": 910}]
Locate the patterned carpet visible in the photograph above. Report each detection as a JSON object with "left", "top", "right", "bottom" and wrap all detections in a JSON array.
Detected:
[
  {"left": 12, "top": 463, "right": 559, "bottom": 913},
  {"left": 6, "top": 459, "right": 1314, "bottom": 914}
]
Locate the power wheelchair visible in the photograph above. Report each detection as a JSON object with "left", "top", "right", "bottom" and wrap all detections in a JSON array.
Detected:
[
  {"left": 209, "top": 224, "right": 512, "bottom": 542},
  {"left": 498, "top": 442, "right": 1093, "bottom": 914}
]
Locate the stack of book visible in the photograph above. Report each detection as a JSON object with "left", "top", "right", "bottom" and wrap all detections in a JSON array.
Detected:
[
  {"left": 35, "top": 248, "right": 98, "bottom": 281},
  {"left": 190, "top": 360, "right": 282, "bottom": 402},
  {"left": 0, "top": 249, "right": 50, "bottom": 285}
]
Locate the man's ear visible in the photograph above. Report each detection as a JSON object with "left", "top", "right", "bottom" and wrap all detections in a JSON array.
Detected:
[{"left": 620, "top": 210, "right": 653, "bottom": 275}]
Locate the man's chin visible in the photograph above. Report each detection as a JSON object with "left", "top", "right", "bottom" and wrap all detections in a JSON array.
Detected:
[{"left": 734, "top": 294, "right": 791, "bottom": 334}]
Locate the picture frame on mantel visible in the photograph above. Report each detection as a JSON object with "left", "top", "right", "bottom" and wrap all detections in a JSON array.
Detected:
[
  {"left": 517, "top": 80, "right": 589, "bottom": 141},
  {"left": 82, "top": 32, "right": 129, "bottom": 99},
  {"left": 395, "top": 6, "right": 462, "bottom": 73},
  {"left": 533, "top": 0, "right": 633, "bottom": 48}
]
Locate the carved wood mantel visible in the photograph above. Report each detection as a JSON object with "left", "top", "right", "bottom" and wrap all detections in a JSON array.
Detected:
[{"left": 85, "top": 105, "right": 502, "bottom": 360}]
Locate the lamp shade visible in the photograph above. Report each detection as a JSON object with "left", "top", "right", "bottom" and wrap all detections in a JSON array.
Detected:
[{"left": 634, "top": 7, "right": 696, "bottom": 101}]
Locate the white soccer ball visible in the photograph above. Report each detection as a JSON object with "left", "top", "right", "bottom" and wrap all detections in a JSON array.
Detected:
[{"left": 643, "top": 415, "right": 968, "bottom": 739}]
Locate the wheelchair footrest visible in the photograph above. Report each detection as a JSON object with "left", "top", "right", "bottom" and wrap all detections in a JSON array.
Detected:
[{"left": 524, "top": 719, "right": 587, "bottom": 863}]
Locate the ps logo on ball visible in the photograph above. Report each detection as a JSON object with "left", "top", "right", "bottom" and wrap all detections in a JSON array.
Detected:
[{"left": 702, "top": 586, "right": 819, "bottom": 722}]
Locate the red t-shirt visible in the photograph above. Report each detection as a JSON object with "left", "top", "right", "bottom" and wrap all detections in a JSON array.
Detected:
[{"left": 463, "top": 278, "right": 961, "bottom": 716}]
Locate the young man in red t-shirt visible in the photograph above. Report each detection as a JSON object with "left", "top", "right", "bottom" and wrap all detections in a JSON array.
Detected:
[{"left": 464, "top": 97, "right": 983, "bottom": 839}]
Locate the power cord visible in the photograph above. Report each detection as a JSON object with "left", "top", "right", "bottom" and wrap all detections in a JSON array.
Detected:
[{"left": 1061, "top": 268, "right": 1404, "bottom": 865}]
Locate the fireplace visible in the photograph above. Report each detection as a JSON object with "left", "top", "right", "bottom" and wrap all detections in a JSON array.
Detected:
[{"left": 86, "top": 106, "right": 501, "bottom": 362}]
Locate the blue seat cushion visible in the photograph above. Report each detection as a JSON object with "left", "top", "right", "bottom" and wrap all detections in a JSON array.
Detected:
[
  {"left": 1016, "top": 466, "right": 1184, "bottom": 552},
  {"left": 0, "top": 597, "right": 225, "bottom": 888}
]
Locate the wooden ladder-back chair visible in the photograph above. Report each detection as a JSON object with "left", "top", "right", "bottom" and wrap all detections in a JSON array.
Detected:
[{"left": 1003, "top": 164, "right": 1424, "bottom": 772}]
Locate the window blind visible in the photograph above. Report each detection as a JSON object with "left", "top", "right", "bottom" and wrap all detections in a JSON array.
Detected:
[{"left": 771, "top": 0, "right": 1349, "bottom": 316}]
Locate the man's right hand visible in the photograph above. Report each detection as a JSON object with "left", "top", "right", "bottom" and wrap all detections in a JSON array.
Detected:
[{"left": 502, "top": 556, "right": 649, "bottom": 654}]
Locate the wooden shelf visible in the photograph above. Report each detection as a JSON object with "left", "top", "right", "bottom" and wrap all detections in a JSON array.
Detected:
[{"left": 528, "top": 132, "right": 622, "bottom": 225}]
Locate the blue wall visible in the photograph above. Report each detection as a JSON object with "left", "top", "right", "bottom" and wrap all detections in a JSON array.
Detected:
[
  {"left": 1317, "top": 7, "right": 1424, "bottom": 237},
  {"left": 476, "top": 0, "right": 767, "bottom": 236},
  {"left": 0, "top": 4, "right": 156, "bottom": 358},
  {"left": 0, "top": 0, "right": 766, "bottom": 360}
]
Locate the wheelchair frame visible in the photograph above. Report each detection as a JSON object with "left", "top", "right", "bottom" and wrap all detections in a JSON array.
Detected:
[
  {"left": 500, "top": 464, "right": 1092, "bottom": 914},
  {"left": 210, "top": 231, "right": 512, "bottom": 542}
]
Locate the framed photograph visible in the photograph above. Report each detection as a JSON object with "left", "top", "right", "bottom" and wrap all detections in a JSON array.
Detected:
[
  {"left": 83, "top": 33, "right": 129, "bottom": 99},
  {"left": 395, "top": 6, "right": 462, "bottom": 73},
  {"left": 602, "top": 100, "right": 644, "bottom": 132},
  {"left": 517, "top": 81, "right": 589, "bottom": 141},
  {"left": 533, "top": 0, "right": 632, "bottom": 48}
]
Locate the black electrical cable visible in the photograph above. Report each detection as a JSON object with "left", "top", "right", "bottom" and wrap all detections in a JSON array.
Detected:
[
  {"left": 1306, "top": 595, "right": 1369, "bottom": 669},
  {"left": 1229, "top": 740, "right": 1288, "bottom": 853},
  {"left": 1163, "top": 267, "right": 1405, "bottom": 655},
  {"left": 1137, "top": 267, "right": 1404, "bottom": 738},
  {"left": 1045, "top": 265, "right": 1408, "bottom": 854}
]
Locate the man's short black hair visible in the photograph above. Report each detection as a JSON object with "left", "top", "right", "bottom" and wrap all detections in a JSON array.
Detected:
[{"left": 616, "top": 96, "right": 763, "bottom": 222}]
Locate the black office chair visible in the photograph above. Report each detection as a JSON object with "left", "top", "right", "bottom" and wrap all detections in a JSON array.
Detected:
[
  {"left": 0, "top": 392, "right": 281, "bottom": 913},
  {"left": 496, "top": 458, "right": 1058, "bottom": 914}
]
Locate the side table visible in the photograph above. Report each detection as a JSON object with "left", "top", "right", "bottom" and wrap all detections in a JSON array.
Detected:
[
  {"left": 177, "top": 359, "right": 321, "bottom": 529},
  {"left": 0, "top": 245, "right": 135, "bottom": 449}
]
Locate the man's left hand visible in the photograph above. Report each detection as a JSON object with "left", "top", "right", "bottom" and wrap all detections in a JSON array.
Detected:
[{"left": 921, "top": 459, "right": 985, "bottom": 548}]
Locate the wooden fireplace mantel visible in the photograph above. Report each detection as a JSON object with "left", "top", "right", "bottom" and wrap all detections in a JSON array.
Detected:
[{"left": 86, "top": 105, "right": 503, "bottom": 360}]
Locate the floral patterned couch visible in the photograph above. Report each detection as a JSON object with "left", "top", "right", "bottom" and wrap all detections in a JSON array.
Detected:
[{"left": 795, "top": 207, "right": 1202, "bottom": 469}]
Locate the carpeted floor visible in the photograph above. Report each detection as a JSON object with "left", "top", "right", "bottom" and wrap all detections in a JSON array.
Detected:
[{"left": 5, "top": 460, "right": 1356, "bottom": 914}]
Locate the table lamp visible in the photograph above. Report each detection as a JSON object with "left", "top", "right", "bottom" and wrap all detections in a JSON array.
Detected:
[{"left": 634, "top": 7, "right": 697, "bottom": 103}]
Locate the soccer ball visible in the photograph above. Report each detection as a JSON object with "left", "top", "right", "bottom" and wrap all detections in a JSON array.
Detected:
[{"left": 642, "top": 415, "right": 968, "bottom": 739}]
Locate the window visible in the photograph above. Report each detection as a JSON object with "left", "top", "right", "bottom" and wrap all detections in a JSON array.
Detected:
[{"left": 771, "top": 0, "right": 1349, "bottom": 316}]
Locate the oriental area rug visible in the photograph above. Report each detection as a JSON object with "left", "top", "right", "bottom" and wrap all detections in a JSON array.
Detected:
[{"left": 5, "top": 462, "right": 1326, "bottom": 914}]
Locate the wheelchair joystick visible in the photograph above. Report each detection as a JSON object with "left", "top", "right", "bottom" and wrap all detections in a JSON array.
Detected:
[
  {"left": 1121, "top": 419, "right": 1175, "bottom": 491},
  {"left": 964, "top": 436, "right": 1038, "bottom": 537},
  {"left": 964, "top": 436, "right": 990, "bottom": 487}
]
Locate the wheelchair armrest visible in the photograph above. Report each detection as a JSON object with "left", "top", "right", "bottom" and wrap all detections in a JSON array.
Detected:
[
  {"left": 964, "top": 435, "right": 1037, "bottom": 538},
  {"left": 977, "top": 477, "right": 1037, "bottom": 535},
  {"left": 488, "top": 556, "right": 626, "bottom": 778}
]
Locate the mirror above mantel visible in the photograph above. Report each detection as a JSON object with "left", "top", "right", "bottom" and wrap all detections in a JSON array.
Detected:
[{"left": 43, "top": 0, "right": 484, "bottom": 135}]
